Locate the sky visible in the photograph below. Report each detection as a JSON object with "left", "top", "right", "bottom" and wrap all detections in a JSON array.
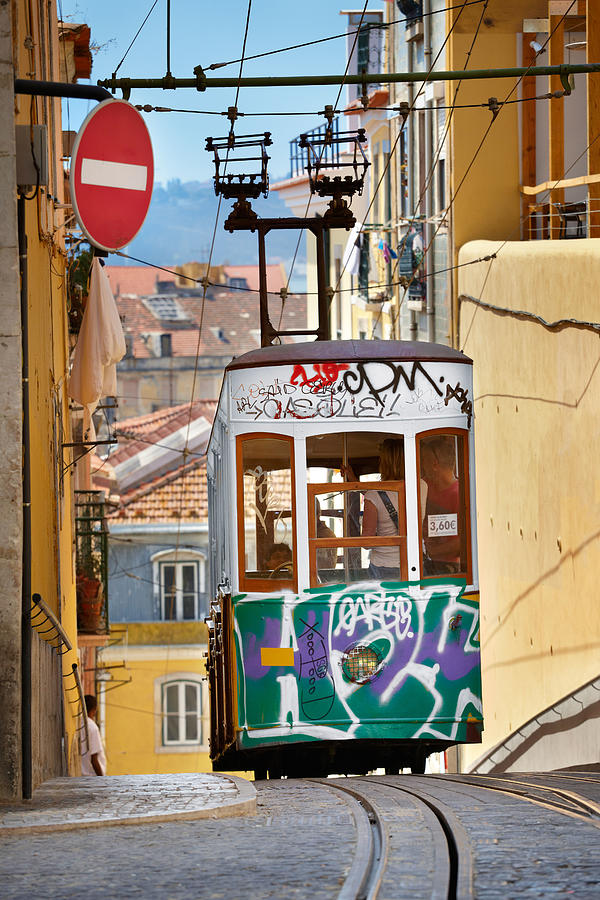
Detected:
[{"left": 60, "top": 0, "right": 385, "bottom": 185}]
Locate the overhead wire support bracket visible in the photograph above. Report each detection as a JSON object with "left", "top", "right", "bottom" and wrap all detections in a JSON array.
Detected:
[{"left": 98, "top": 63, "right": 600, "bottom": 94}]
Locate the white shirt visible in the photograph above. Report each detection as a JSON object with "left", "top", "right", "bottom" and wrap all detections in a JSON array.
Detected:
[
  {"left": 363, "top": 480, "right": 428, "bottom": 569},
  {"left": 81, "top": 717, "right": 106, "bottom": 776}
]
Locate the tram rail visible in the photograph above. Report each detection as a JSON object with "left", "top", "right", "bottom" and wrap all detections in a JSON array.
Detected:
[
  {"left": 314, "top": 776, "right": 474, "bottom": 900},
  {"left": 310, "top": 779, "right": 387, "bottom": 900},
  {"left": 425, "top": 774, "right": 600, "bottom": 827}
]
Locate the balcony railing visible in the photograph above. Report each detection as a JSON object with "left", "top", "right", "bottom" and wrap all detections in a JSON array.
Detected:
[
  {"left": 522, "top": 174, "right": 600, "bottom": 241},
  {"left": 527, "top": 199, "right": 592, "bottom": 240},
  {"left": 289, "top": 117, "right": 340, "bottom": 179},
  {"left": 75, "top": 490, "right": 109, "bottom": 634}
]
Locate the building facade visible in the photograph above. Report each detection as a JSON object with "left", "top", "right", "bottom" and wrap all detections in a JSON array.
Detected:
[
  {"left": 0, "top": 0, "right": 88, "bottom": 799},
  {"left": 92, "top": 403, "right": 215, "bottom": 774}
]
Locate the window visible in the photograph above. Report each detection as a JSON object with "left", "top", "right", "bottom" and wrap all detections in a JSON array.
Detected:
[
  {"left": 161, "top": 680, "right": 201, "bottom": 745},
  {"left": 306, "top": 432, "right": 407, "bottom": 587},
  {"left": 143, "top": 296, "right": 189, "bottom": 321},
  {"left": 228, "top": 277, "right": 249, "bottom": 290},
  {"left": 152, "top": 550, "right": 207, "bottom": 620},
  {"left": 160, "top": 333, "right": 172, "bottom": 357},
  {"left": 237, "top": 434, "right": 296, "bottom": 590},
  {"left": 417, "top": 430, "right": 471, "bottom": 580}
]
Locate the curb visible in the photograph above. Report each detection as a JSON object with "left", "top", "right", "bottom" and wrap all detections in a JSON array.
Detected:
[{"left": 0, "top": 775, "right": 256, "bottom": 835}]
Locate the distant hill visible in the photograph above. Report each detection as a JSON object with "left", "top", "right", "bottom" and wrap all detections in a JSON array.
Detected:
[{"left": 111, "top": 179, "right": 306, "bottom": 282}]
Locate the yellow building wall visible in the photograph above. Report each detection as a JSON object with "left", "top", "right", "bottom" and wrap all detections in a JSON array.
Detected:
[
  {"left": 99, "top": 623, "right": 212, "bottom": 775},
  {"left": 449, "top": 31, "right": 521, "bottom": 341},
  {"left": 13, "top": 0, "right": 80, "bottom": 777},
  {"left": 457, "top": 238, "right": 600, "bottom": 770}
]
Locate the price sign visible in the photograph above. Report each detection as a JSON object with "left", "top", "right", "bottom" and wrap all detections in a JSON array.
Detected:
[{"left": 428, "top": 513, "right": 458, "bottom": 537}]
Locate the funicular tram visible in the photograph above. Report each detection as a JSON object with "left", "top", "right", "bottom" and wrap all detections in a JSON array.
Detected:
[
  {"left": 204, "top": 123, "right": 482, "bottom": 779},
  {"left": 206, "top": 340, "right": 483, "bottom": 778}
]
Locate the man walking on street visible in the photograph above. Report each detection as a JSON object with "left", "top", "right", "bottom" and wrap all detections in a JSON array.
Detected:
[{"left": 81, "top": 694, "right": 106, "bottom": 776}]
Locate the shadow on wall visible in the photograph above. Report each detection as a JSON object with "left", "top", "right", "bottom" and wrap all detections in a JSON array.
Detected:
[{"left": 469, "top": 675, "right": 600, "bottom": 774}]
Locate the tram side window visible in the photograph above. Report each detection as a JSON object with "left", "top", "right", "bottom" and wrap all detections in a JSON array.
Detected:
[
  {"left": 239, "top": 436, "right": 295, "bottom": 584},
  {"left": 418, "top": 432, "right": 470, "bottom": 578}
]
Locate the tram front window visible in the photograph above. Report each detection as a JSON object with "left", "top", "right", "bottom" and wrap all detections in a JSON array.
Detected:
[
  {"left": 310, "top": 487, "right": 406, "bottom": 585},
  {"left": 306, "top": 431, "right": 407, "bottom": 587},
  {"left": 418, "top": 431, "right": 470, "bottom": 579},
  {"left": 238, "top": 435, "right": 295, "bottom": 586}
]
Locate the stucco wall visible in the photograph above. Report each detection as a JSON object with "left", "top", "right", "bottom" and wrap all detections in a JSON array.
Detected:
[
  {"left": 458, "top": 238, "right": 600, "bottom": 771},
  {"left": 0, "top": 0, "right": 23, "bottom": 800},
  {"left": 99, "top": 639, "right": 210, "bottom": 775}
]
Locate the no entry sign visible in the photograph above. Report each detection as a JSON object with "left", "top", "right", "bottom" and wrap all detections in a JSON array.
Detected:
[{"left": 70, "top": 99, "right": 154, "bottom": 252}]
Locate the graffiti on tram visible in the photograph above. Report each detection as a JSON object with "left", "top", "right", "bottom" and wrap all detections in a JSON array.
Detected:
[
  {"left": 230, "top": 360, "right": 472, "bottom": 424},
  {"left": 233, "top": 579, "right": 482, "bottom": 746}
]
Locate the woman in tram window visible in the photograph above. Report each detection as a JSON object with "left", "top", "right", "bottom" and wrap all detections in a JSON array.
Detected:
[{"left": 361, "top": 438, "right": 406, "bottom": 579}]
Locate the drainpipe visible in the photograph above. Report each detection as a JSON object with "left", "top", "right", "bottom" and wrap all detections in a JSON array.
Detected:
[
  {"left": 18, "top": 194, "right": 32, "bottom": 800},
  {"left": 423, "top": 0, "right": 435, "bottom": 343},
  {"left": 14, "top": 80, "right": 111, "bottom": 102}
]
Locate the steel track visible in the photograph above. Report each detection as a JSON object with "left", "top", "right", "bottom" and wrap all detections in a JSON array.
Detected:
[
  {"left": 364, "top": 776, "right": 473, "bottom": 900},
  {"left": 313, "top": 776, "right": 474, "bottom": 900},
  {"left": 309, "top": 779, "right": 387, "bottom": 900},
  {"left": 424, "top": 773, "right": 600, "bottom": 827}
]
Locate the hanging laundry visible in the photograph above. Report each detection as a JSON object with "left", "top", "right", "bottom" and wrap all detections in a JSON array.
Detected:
[
  {"left": 378, "top": 239, "right": 397, "bottom": 264},
  {"left": 343, "top": 221, "right": 362, "bottom": 276},
  {"left": 69, "top": 257, "right": 126, "bottom": 440}
]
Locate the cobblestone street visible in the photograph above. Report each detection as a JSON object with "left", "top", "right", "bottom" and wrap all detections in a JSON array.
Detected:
[
  {"left": 0, "top": 780, "right": 355, "bottom": 900},
  {"left": 1, "top": 775, "right": 599, "bottom": 899}
]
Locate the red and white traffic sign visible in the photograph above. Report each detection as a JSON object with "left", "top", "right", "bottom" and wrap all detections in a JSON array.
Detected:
[{"left": 70, "top": 99, "right": 154, "bottom": 252}]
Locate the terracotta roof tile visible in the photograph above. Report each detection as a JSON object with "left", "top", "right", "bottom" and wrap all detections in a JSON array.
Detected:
[
  {"left": 105, "top": 265, "right": 175, "bottom": 298},
  {"left": 109, "top": 458, "right": 208, "bottom": 524},
  {"left": 117, "top": 288, "right": 305, "bottom": 361},
  {"left": 108, "top": 400, "right": 216, "bottom": 468},
  {"left": 105, "top": 263, "right": 285, "bottom": 298}
]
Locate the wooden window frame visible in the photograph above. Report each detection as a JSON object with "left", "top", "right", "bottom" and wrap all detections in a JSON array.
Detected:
[
  {"left": 236, "top": 432, "right": 297, "bottom": 593},
  {"left": 307, "top": 481, "right": 407, "bottom": 588},
  {"left": 416, "top": 428, "right": 472, "bottom": 583}
]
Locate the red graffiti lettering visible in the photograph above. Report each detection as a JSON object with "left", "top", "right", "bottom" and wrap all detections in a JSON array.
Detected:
[{"left": 290, "top": 362, "right": 349, "bottom": 393}]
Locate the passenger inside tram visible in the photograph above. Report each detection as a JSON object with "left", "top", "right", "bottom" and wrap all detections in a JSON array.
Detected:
[
  {"left": 420, "top": 435, "right": 462, "bottom": 575},
  {"left": 265, "top": 542, "right": 293, "bottom": 577},
  {"left": 307, "top": 432, "right": 408, "bottom": 584},
  {"left": 360, "top": 438, "right": 406, "bottom": 580}
]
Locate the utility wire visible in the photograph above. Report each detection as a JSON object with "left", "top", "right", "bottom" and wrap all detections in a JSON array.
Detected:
[
  {"left": 390, "top": 0, "right": 579, "bottom": 339},
  {"left": 370, "top": 0, "right": 490, "bottom": 338},
  {"left": 135, "top": 90, "right": 570, "bottom": 119},
  {"left": 331, "top": 0, "right": 472, "bottom": 337},
  {"left": 279, "top": 0, "right": 371, "bottom": 327},
  {"left": 113, "top": 0, "right": 160, "bottom": 76},
  {"left": 205, "top": 0, "right": 487, "bottom": 71}
]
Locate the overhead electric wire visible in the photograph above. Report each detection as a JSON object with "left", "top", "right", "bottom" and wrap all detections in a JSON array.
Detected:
[
  {"left": 278, "top": 0, "right": 371, "bottom": 329},
  {"left": 388, "top": 0, "right": 579, "bottom": 339},
  {"left": 132, "top": 1, "right": 256, "bottom": 734},
  {"left": 114, "top": 232, "right": 497, "bottom": 297},
  {"left": 330, "top": 0, "right": 473, "bottom": 338},
  {"left": 204, "top": 0, "right": 487, "bottom": 72},
  {"left": 113, "top": 0, "right": 160, "bottom": 76},
  {"left": 135, "top": 89, "right": 571, "bottom": 119},
  {"left": 369, "top": 0, "right": 490, "bottom": 338}
]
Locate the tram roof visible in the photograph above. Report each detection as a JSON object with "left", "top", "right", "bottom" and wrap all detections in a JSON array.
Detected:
[{"left": 226, "top": 340, "right": 472, "bottom": 372}]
